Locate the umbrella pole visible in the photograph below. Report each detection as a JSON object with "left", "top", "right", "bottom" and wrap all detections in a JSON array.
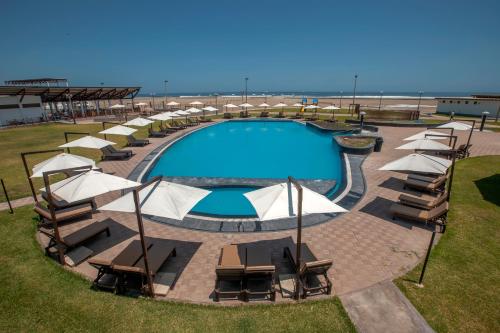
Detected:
[
  {"left": 289, "top": 176, "right": 303, "bottom": 300},
  {"left": 466, "top": 120, "right": 475, "bottom": 148},
  {"left": 133, "top": 188, "right": 155, "bottom": 297}
]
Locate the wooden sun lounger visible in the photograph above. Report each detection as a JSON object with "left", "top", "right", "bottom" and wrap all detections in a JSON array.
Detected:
[
  {"left": 215, "top": 244, "right": 245, "bottom": 301},
  {"left": 126, "top": 135, "right": 149, "bottom": 147},
  {"left": 407, "top": 173, "right": 442, "bottom": 183},
  {"left": 199, "top": 116, "right": 212, "bottom": 122},
  {"left": 187, "top": 118, "right": 199, "bottom": 126},
  {"left": 289, "top": 112, "right": 303, "bottom": 119},
  {"left": 39, "top": 219, "right": 110, "bottom": 256},
  {"left": 223, "top": 112, "right": 233, "bottom": 119},
  {"left": 284, "top": 243, "right": 333, "bottom": 299},
  {"left": 34, "top": 202, "right": 93, "bottom": 225},
  {"left": 100, "top": 145, "right": 132, "bottom": 160},
  {"left": 148, "top": 127, "right": 167, "bottom": 137},
  {"left": 390, "top": 201, "right": 449, "bottom": 229},
  {"left": 41, "top": 191, "right": 96, "bottom": 211},
  {"left": 173, "top": 120, "right": 188, "bottom": 129},
  {"left": 276, "top": 111, "right": 285, "bottom": 118},
  {"left": 259, "top": 111, "right": 269, "bottom": 118},
  {"left": 404, "top": 174, "right": 447, "bottom": 193},
  {"left": 398, "top": 191, "right": 448, "bottom": 210},
  {"left": 244, "top": 245, "right": 276, "bottom": 301}
]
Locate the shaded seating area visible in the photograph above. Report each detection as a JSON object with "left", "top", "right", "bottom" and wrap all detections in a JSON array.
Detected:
[
  {"left": 148, "top": 127, "right": 167, "bottom": 138},
  {"left": 34, "top": 202, "right": 93, "bottom": 225},
  {"left": 223, "top": 112, "right": 233, "bottom": 119},
  {"left": 126, "top": 135, "right": 149, "bottom": 147},
  {"left": 100, "top": 145, "right": 133, "bottom": 160},
  {"left": 259, "top": 111, "right": 269, "bottom": 118},
  {"left": 284, "top": 243, "right": 333, "bottom": 299},
  {"left": 404, "top": 173, "right": 448, "bottom": 193},
  {"left": 41, "top": 191, "right": 96, "bottom": 211},
  {"left": 390, "top": 201, "right": 449, "bottom": 231}
]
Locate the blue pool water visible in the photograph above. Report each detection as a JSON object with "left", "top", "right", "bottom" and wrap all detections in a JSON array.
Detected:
[{"left": 147, "top": 120, "right": 343, "bottom": 216}]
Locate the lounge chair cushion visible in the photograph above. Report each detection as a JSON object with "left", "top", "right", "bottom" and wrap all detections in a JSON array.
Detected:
[
  {"left": 61, "top": 222, "right": 110, "bottom": 248},
  {"left": 245, "top": 246, "right": 275, "bottom": 273},
  {"left": 391, "top": 201, "right": 448, "bottom": 222},
  {"left": 34, "top": 202, "right": 92, "bottom": 222},
  {"left": 134, "top": 240, "right": 176, "bottom": 275},
  {"left": 216, "top": 244, "right": 245, "bottom": 271}
]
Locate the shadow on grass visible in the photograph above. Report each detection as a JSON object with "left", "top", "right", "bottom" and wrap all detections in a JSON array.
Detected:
[{"left": 474, "top": 174, "right": 500, "bottom": 206}]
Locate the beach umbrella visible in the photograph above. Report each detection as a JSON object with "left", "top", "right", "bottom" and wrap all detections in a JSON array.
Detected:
[
  {"left": 44, "top": 170, "right": 139, "bottom": 203},
  {"left": 174, "top": 110, "right": 190, "bottom": 115},
  {"left": 259, "top": 103, "right": 270, "bottom": 107},
  {"left": 149, "top": 113, "right": 172, "bottom": 121},
  {"left": 223, "top": 103, "right": 238, "bottom": 114},
  {"left": 273, "top": 103, "right": 287, "bottom": 115},
  {"left": 185, "top": 107, "right": 202, "bottom": 114},
  {"left": 100, "top": 180, "right": 211, "bottom": 221},
  {"left": 166, "top": 101, "right": 180, "bottom": 106},
  {"left": 437, "top": 121, "right": 472, "bottom": 131},
  {"left": 292, "top": 103, "right": 303, "bottom": 107},
  {"left": 304, "top": 105, "right": 319, "bottom": 110},
  {"left": 110, "top": 104, "right": 126, "bottom": 109},
  {"left": 31, "top": 153, "right": 96, "bottom": 178},
  {"left": 404, "top": 130, "right": 449, "bottom": 141},
  {"left": 244, "top": 181, "right": 347, "bottom": 221},
  {"left": 123, "top": 117, "right": 154, "bottom": 127},
  {"left": 323, "top": 105, "right": 341, "bottom": 120},
  {"left": 99, "top": 125, "right": 137, "bottom": 136},
  {"left": 189, "top": 101, "right": 203, "bottom": 108},
  {"left": 396, "top": 138, "right": 451, "bottom": 150},
  {"left": 202, "top": 106, "right": 218, "bottom": 117},
  {"left": 378, "top": 153, "right": 452, "bottom": 175},
  {"left": 135, "top": 102, "right": 148, "bottom": 107},
  {"left": 59, "top": 136, "right": 116, "bottom": 149},
  {"left": 239, "top": 103, "right": 253, "bottom": 108}
]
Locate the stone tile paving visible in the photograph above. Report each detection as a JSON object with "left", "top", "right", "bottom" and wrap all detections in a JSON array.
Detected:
[{"left": 36, "top": 123, "right": 500, "bottom": 304}]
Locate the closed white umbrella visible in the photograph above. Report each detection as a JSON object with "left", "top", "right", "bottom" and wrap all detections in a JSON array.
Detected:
[
  {"left": 99, "top": 125, "right": 137, "bottom": 136},
  {"left": 100, "top": 180, "right": 211, "bottom": 220},
  {"left": 396, "top": 138, "right": 451, "bottom": 150},
  {"left": 244, "top": 182, "right": 347, "bottom": 221},
  {"left": 31, "top": 153, "right": 96, "bottom": 178},
  {"left": 379, "top": 153, "right": 452, "bottom": 175},
  {"left": 45, "top": 170, "right": 140, "bottom": 203},
  {"left": 59, "top": 136, "right": 116, "bottom": 149},
  {"left": 123, "top": 117, "right": 154, "bottom": 127},
  {"left": 437, "top": 121, "right": 472, "bottom": 131},
  {"left": 404, "top": 130, "right": 448, "bottom": 141}
]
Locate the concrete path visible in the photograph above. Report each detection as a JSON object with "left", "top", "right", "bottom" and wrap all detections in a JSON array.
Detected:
[
  {"left": 0, "top": 195, "right": 37, "bottom": 212},
  {"left": 341, "top": 280, "right": 434, "bottom": 333}
]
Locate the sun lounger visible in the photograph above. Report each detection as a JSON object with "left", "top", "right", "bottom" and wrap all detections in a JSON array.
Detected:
[
  {"left": 173, "top": 120, "right": 188, "bottom": 129},
  {"left": 148, "top": 127, "right": 167, "bottom": 137},
  {"left": 215, "top": 244, "right": 245, "bottom": 301},
  {"left": 305, "top": 114, "right": 319, "bottom": 121},
  {"left": 100, "top": 145, "right": 132, "bottom": 160},
  {"left": 187, "top": 118, "right": 199, "bottom": 126},
  {"left": 276, "top": 111, "right": 285, "bottom": 118},
  {"left": 223, "top": 112, "right": 233, "bottom": 119},
  {"left": 289, "top": 112, "right": 303, "bottom": 119},
  {"left": 41, "top": 191, "right": 96, "bottom": 211},
  {"left": 199, "top": 116, "right": 212, "bottom": 122},
  {"left": 39, "top": 219, "right": 110, "bottom": 256},
  {"left": 390, "top": 201, "right": 448, "bottom": 229},
  {"left": 126, "top": 135, "right": 149, "bottom": 147},
  {"left": 244, "top": 245, "right": 276, "bottom": 301},
  {"left": 259, "top": 111, "right": 269, "bottom": 118},
  {"left": 284, "top": 243, "right": 332, "bottom": 299},
  {"left": 34, "top": 202, "right": 93, "bottom": 225},
  {"left": 404, "top": 174, "right": 447, "bottom": 193},
  {"left": 398, "top": 191, "right": 448, "bottom": 210}
]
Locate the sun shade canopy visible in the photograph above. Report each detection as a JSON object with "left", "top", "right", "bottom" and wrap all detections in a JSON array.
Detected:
[
  {"left": 396, "top": 138, "right": 451, "bottom": 150},
  {"left": 99, "top": 125, "right": 137, "bottom": 136},
  {"left": 379, "top": 153, "right": 452, "bottom": 175},
  {"left": 123, "top": 117, "right": 154, "bottom": 127},
  {"left": 59, "top": 136, "right": 116, "bottom": 149},
  {"left": 404, "top": 130, "right": 449, "bottom": 141},
  {"left": 31, "top": 153, "right": 96, "bottom": 178}
]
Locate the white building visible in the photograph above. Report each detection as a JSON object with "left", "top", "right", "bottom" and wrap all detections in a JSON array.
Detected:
[
  {"left": 436, "top": 94, "right": 500, "bottom": 118},
  {"left": 0, "top": 95, "right": 45, "bottom": 126}
]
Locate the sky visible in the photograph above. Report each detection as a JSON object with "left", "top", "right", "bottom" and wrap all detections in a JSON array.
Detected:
[{"left": 1, "top": 0, "right": 499, "bottom": 94}]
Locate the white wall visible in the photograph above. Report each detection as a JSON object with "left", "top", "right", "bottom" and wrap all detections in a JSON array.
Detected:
[
  {"left": 0, "top": 95, "right": 45, "bottom": 126},
  {"left": 436, "top": 98, "right": 500, "bottom": 117}
]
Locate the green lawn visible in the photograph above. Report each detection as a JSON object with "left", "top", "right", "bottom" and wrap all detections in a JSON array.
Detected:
[
  {"left": 396, "top": 156, "right": 500, "bottom": 333},
  {"left": 0, "top": 206, "right": 355, "bottom": 332}
]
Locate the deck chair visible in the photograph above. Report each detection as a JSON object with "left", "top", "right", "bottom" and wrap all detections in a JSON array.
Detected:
[
  {"left": 126, "top": 135, "right": 149, "bottom": 147},
  {"left": 199, "top": 116, "right": 212, "bottom": 122},
  {"left": 39, "top": 219, "right": 110, "bottom": 256},
  {"left": 305, "top": 114, "right": 319, "bottom": 121},
  {"left": 214, "top": 244, "right": 245, "bottom": 301},
  {"left": 100, "top": 145, "right": 132, "bottom": 160},
  {"left": 148, "top": 127, "right": 167, "bottom": 137},
  {"left": 284, "top": 243, "right": 333, "bottom": 299},
  {"left": 187, "top": 118, "right": 199, "bottom": 126},
  {"left": 259, "top": 111, "right": 269, "bottom": 118},
  {"left": 34, "top": 202, "right": 93, "bottom": 225},
  {"left": 173, "top": 120, "right": 189, "bottom": 129},
  {"left": 289, "top": 112, "right": 303, "bottom": 119},
  {"left": 245, "top": 245, "right": 276, "bottom": 301},
  {"left": 404, "top": 174, "right": 447, "bottom": 193},
  {"left": 398, "top": 191, "right": 448, "bottom": 210},
  {"left": 89, "top": 239, "right": 153, "bottom": 292},
  {"left": 276, "top": 111, "right": 285, "bottom": 118},
  {"left": 390, "top": 201, "right": 449, "bottom": 230},
  {"left": 223, "top": 112, "right": 233, "bottom": 119}
]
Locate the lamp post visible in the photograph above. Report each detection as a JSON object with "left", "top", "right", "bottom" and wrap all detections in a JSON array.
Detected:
[
  {"left": 164, "top": 80, "right": 168, "bottom": 104},
  {"left": 352, "top": 74, "right": 358, "bottom": 106},
  {"left": 480, "top": 111, "right": 489, "bottom": 131},
  {"left": 360, "top": 111, "right": 366, "bottom": 130},
  {"left": 417, "top": 91, "right": 424, "bottom": 119},
  {"left": 378, "top": 90, "right": 384, "bottom": 111},
  {"left": 339, "top": 91, "right": 343, "bottom": 109}
]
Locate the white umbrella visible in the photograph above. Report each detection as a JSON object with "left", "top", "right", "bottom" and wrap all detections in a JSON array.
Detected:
[
  {"left": 123, "top": 117, "right": 154, "bottom": 127},
  {"left": 202, "top": 106, "right": 218, "bottom": 112},
  {"left": 379, "top": 153, "right": 452, "bottom": 175},
  {"left": 239, "top": 103, "right": 253, "bottom": 108},
  {"left": 59, "top": 136, "right": 116, "bottom": 149},
  {"left": 304, "top": 105, "right": 319, "bottom": 109},
  {"left": 404, "top": 130, "right": 448, "bottom": 141},
  {"left": 100, "top": 181, "right": 211, "bottom": 220},
  {"left": 185, "top": 107, "right": 202, "bottom": 113},
  {"left": 31, "top": 153, "right": 96, "bottom": 178},
  {"left": 149, "top": 113, "right": 172, "bottom": 121},
  {"left": 273, "top": 103, "right": 287, "bottom": 108},
  {"left": 45, "top": 170, "right": 140, "bottom": 203},
  {"left": 322, "top": 105, "right": 340, "bottom": 110},
  {"left": 110, "top": 104, "right": 126, "bottom": 109},
  {"left": 175, "top": 110, "right": 191, "bottom": 116},
  {"left": 166, "top": 101, "right": 180, "bottom": 106},
  {"left": 244, "top": 182, "right": 347, "bottom": 221},
  {"left": 396, "top": 138, "right": 451, "bottom": 150},
  {"left": 135, "top": 102, "right": 148, "bottom": 107},
  {"left": 437, "top": 121, "right": 472, "bottom": 131},
  {"left": 292, "top": 103, "right": 303, "bottom": 107},
  {"left": 99, "top": 125, "right": 137, "bottom": 136},
  {"left": 259, "top": 103, "right": 270, "bottom": 107},
  {"left": 189, "top": 101, "right": 203, "bottom": 106}
]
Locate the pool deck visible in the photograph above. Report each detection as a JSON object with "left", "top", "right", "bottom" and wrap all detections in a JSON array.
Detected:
[{"left": 36, "top": 120, "right": 500, "bottom": 304}]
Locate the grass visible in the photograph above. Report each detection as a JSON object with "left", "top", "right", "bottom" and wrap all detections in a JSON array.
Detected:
[
  {"left": 396, "top": 155, "right": 500, "bottom": 333},
  {"left": 0, "top": 206, "right": 356, "bottom": 332}
]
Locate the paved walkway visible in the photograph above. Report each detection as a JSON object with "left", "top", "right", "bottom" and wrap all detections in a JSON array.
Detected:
[{"left": 33, "top": 122, "right": 500, "bottom": 305}]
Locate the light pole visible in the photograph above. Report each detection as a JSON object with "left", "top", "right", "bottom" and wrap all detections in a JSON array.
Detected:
[
  {"left": 480, "top": 111, "right": 489, "bottom": 131},
  {"left": 378, "top": 90, "right": 384, "bottom": 111},
  {"left": 417, "top": 91, "right": 424, "bottom": 118},
  {"left": 352, "top": 74, "right": 358, "bottom": 106},
  {"left": 164, "top": 80, "right": 168, "bottom": 104},
  {"left": 339, "top": 91, "right": 343, "bottom": 109},
  {"left": 360, "top": 111, "right": 366, "bottom": 130}
]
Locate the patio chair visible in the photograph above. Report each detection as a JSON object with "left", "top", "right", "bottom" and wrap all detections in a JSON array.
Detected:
[
  {"left": 34, "top": 202, "right": 93, "bottom": 225},
  {"left": 39, "top": 219, "right": 110, "bottom": 256},
  {"left": 148, "top": 127, "right": 167, "bottom": 138},
  {"left": 100, "top": 145, "right": 132, "bottom": 160},
  {"left": 214, "top": 244, "right": 245, "bottom": 301},
  {"left": 244, "top": 245, "right": 276, "bottom": 301},
  {"left": 398, "top": 191, "right": 448, "bottom": 210},
  {"left": 89, "top": 239, "right": 153, "bottom": 292},
  {"left": 259, "top": 111, "right": 269, "bottom": 118},
  {"left": 160, "top": 123, "right": 180, "bottom": 133},
  {"left": 223, "top": 112, "right": 233, "bottom": 119},
  {"left": 404, "top": 174, "right": 447, "bottom": 193},
  {"left": 390, "top": 201, "right": 449, "bottom": 230},
  {"left": 126, "top": 135, "right": 149, "bottom": 147},
  {"left": 284, "top": 243, "right": 333, "bottom": 299}
]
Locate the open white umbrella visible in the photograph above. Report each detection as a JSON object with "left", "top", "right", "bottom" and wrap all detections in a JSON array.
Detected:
[
  {"left": 239, "top": 103, "right": 253, "bottom": 108},
  {"left": 44, "top": 170, "right": 140, "bottom": 203},
  {"left": 396, "top": 138, "right": 451, "bottom": 150},
  {"left": 185, "top": 107, "right": 202, "bottom": 113},
  {"left": 59, "top": 136, "right": 116, "bottom": 149},
  {"left": 292, "top": 103, "right": 303, "bottom": 107},
  {"left": 202, "top": 106, "right": 218, "bottom": 112},
  {"left": 99, "top": 125, "right": 137, "bottom": 136},
  {"left": 189, "top": 101, "right": 203, "bottom": 106},
  {"left": 166, "top": 101, "right": 180, "bottom": 106},
  {"left": 244, "top": 182, "right": 347, "bottom": 221},
  {"left": 322, "top": 105, "right": 340, "bottom": 110},
  {"left": 273, "top": 103, "right": 287, "bottom": 108},
  {"left": 379, "top": 153, "right": 452, "bottom": 175},
  {"left": 404, "top": 130, "right": 448, "bottom": 141},
  {"left": 100, "top": 180, "right": 211, "bottom": 220},
  {"left": 304, "top": 105, "right": 319, "bottom": 110},
  {"left": 175, "top": 110, "right": 190, "bottom": 116},
  {"left": 110, "top": 104, "right": 126, "bottom": 109},
  {"left": 135, "top": 102, "right": 148, "bottom": 107},
  {"left": 123, "top": 117, "right": 154, "bottom": 127},
  {"left": 259, "top": 103, "right": 270, "bottom": 107},
  {"left": 437, "top": 121, "right": 472, "bottom": 131},
  {"left": 31, "top": 153, "right": 96, "bottom": 178},
  {"left": 223, "top": 103, "right": 238, "bottom": 108},
  {"left": 148, "top": 113, "right": 172, "bottom": 121}
]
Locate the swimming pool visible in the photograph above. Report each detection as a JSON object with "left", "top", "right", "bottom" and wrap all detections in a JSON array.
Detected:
[{"left": 146, "top": 120, "right": 344, "bottom": 217}]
